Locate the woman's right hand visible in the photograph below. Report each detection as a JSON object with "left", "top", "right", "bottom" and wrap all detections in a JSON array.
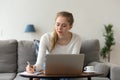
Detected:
[{"left": 26, "top": 65, "right": 36, "bottom": 73}]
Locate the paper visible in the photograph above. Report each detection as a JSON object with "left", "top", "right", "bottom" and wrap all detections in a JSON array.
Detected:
[
  {"left": 19, "top": 71, "right": 43, "bottom": 75},
  {"left": 19, "top": 71, "right": 34, "bottom": 75}
]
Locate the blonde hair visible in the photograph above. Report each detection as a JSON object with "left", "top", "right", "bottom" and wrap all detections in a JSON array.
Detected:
[{"left": 50, "top": 11, "right": 74, "bottom": 51}]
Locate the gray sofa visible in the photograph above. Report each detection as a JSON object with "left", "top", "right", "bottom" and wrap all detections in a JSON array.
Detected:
[{"left": 0, "top": 39, "right": 120, "bottom": 80}]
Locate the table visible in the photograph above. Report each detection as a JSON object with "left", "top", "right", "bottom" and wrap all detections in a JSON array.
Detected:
[{"left": 19, "top": 72, "right": 103, "bottom": 80}]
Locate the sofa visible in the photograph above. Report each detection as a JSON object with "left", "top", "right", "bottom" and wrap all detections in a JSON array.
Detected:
[{"left": 0, "top": 39, "right": 120, "bottom": 80}]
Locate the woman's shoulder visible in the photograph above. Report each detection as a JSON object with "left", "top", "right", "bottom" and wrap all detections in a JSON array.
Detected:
[
  {"left": 41, "top": 32, "right": 52, "bottom": 37},
  {"left": 72, "top": 32, "right": 81, "bottom": 39},
  {"left": 71, "top": 33, "right": 81, "bottom": 44},
  {"left": 40, "top": 32, "right": 53, "bottom": 40}
]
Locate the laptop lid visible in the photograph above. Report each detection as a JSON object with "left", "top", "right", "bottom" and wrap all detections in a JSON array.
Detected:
[{"left": 45, "top": 54, "right": 84, "bottom": 75}]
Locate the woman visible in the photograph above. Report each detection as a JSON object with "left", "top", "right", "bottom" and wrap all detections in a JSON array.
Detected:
[{"left": 26, "top": 11, "right": 81, "bottom": 80}]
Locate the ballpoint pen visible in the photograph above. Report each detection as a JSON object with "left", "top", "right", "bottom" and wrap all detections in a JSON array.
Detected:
[{"left": 27, "top": 61, "right": 33, "bottom": 68}]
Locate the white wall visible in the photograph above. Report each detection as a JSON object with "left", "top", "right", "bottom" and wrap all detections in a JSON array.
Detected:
[{"left": 0, "top": 0, "right": 120, "bottom": 65}]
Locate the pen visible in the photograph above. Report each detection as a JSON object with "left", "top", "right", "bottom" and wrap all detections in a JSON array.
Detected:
[
  {"left": 27, "top": 61, "right": 33, "bottom": 68},
  {"left": 27, "top": 61, "right": 31, "bottom": 66}
]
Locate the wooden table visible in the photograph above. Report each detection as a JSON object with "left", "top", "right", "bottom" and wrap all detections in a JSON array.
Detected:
[{"left": 19, "top": 72, "right": 103, "bottom": 80}]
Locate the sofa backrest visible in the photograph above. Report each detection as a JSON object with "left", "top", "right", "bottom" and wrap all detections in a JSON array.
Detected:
[
  {"left": 17, "top": 40, "right": 36, "bottom": 72},
  {"left": 0, "top": 39, "right": 17, "bottom": 73},
  {"left": 80, "top": 39, "right": 100, "bottom": 66},
  {"left": 0, "top": 39, "right": 100, "bottom": 73}
]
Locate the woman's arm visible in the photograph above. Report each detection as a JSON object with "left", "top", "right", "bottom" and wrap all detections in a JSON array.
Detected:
[
  {"left": 34, "top": 33, "right": 49, "bottom": 71},
  {"left": 72, "top": 34, "right": 81, "bottom": 54}
]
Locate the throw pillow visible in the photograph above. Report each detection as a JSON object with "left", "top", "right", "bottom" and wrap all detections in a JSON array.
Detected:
[{"left": 34, "top": 39, "right": 40, "bottom": 57}]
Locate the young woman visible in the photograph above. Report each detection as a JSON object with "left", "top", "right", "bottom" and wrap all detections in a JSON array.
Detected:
[{"left": 26, "top": 11, "right": 81, "bottom": 80}]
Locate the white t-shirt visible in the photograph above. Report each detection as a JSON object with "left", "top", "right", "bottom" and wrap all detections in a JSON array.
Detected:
[{"left": 35, "top": 32, "right": 81, "bottom": 71}]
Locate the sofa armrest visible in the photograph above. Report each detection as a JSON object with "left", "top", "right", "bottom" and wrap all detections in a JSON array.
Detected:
[{"left": 106, "top": 63, "right": 120, "bottom": 80}]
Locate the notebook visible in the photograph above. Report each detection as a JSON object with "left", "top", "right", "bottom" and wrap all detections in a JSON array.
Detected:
[{"left": 45, "top": 54, "right": 84, "bottom": 75}]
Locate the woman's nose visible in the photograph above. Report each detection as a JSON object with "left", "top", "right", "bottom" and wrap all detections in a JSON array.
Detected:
[{"left": 58, "top": 25, "right": 62, "bottom": 30}]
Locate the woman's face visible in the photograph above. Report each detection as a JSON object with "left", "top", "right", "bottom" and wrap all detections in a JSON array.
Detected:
[{"left": 55, "top": 16, "right": 72, "bottom": 37}]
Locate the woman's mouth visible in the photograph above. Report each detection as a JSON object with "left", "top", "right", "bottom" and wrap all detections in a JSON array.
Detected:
[{"left": 58, "top": 31, "right": 62, "bottom": 33}]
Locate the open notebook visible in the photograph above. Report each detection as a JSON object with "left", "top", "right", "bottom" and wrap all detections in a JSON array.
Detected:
[{"left": 45, "top": 54, "right": 84, "bottom": 75}]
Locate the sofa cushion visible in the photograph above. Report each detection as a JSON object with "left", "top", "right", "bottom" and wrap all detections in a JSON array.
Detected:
[
  {"left": 17, "top": 40, "right": 36, "bottom": 72},
  {"left": 0, "top": 39, "right": 17, "bottom": 72},
  {"left": 80, "top": 39, "right": 100, "bottom": 66},
  {"left": 0, "top": 73, "right": 16, "bottom": 80},
  {"left": 92, "top": 77, "right": 110, "bottom": 80},
  {"left": 77, "top": 77, "right": 109, "bottom": 80},
  {"left": 14, "top": 73, "right": 29, "bottom": 80}
]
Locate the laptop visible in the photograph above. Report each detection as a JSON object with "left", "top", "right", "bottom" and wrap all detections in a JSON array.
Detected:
[{"left": 45, "top": 54, "right": 84, "bottom": 75}]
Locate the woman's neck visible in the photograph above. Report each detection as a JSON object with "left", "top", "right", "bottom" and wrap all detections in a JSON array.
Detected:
[{"left": 57, "top": 32, "right": 72, "bottom": 45}]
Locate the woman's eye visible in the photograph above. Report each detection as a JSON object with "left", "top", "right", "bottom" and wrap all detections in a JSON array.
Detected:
[
  {"left": 57, "top": 24, "right": 60, "bottom": 26},
  {"left": 56, "top": 23, "right": 60, "bottom": 26},
  {"left": 62, "top": 24, "right": 67, "bottom": 27}
]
